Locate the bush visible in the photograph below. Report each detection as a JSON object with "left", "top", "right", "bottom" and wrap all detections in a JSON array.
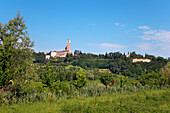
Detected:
[
  {"left": 100, "top": 70, "right": 113, "bottom": 89},
  {"left": 139, "top": 71, "right": 167, "bottom": 87}
]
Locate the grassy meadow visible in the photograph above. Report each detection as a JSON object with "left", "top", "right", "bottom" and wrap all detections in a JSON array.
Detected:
[{"left": 0, "top": 88, "right": 169, "bottom": 113}]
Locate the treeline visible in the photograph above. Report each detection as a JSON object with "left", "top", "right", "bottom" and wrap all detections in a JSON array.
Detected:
[
  {"left": 33, "top": 52, "right": 45, "bottom": 63},
  {"left": 33, "top": 51, "right": 168, "bottom": 77},
  {"left": 38, "top": 65, "right": 100, "bottom": 82}
]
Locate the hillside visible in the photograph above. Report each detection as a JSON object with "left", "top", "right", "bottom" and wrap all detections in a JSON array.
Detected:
[{"left": 34, "top": 51, "right": 168, "bottom": 78}]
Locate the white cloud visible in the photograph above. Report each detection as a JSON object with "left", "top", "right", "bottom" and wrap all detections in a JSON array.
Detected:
[
  {"left": 143, "top": 30, "right": 157, "bottom": 35},
  {"left": 114, "top": 22, "right": 125, "bottom": 27},
  {"left": 138, "top": 26, "right": 150, "bottom": 30},
  {"left": 114, "top": 22, "right": 119, "bottom": 26},
  {"left": 137, "top": 43, "right": 153, "bottom": 51},
  {"left": 98, "top": 43, "right": 125, "bottom": 50},
  {"left": 136, "top": 42, "right": 170, "bottom": 57},
  {"left": 141, "top": 30, "right": 170, "bottom": 43},
  {"left": 137, "top": 29, "right": 170, "bottom": 57}
]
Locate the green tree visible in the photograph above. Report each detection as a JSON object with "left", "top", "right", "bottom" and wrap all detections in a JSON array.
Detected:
[
  {"left": 72, "top": 69, "right": 87, "bottom": 89},
  {"left": 41, "top": 62, "right": 56, "bottom": 90},
  {"left": 139, "top": 70, "right": 167, "bottom": 87},
  {"left": 100, "top": 70, "right": 112, "bottom": 89},
  {"left": 0, "top": 12, "right": 34, "bottom": 89},
  {"left": 117, "top": 74, "right": 128, "bottom": 88},
  {"left": 161, "top": 62, "right": 170, "bottom": 85},
  {"left": 33, "top": 52, "right": 45, "bottom": 63}
]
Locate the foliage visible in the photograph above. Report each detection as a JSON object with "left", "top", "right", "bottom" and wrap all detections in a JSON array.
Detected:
[
  {"left": 61, "top": 89, "right": 170, "bottom": 113},
  {"left": 0, "top": 12, "right": 34, "bottom": 88},
  {"left": 0, "top": 13, "right": 34, "bottom": 101},
  {"left": 72, "top": 69, "right": 87, "bottom": 89},
  {"left": 32, "top": 52, "right": 45, "bottom": 63},
  {"left": 58, "top": 82, "right": 72, "bottom": 95},
  {"left": 0, "top": 13, "right": 169, "bottom": 110},
  {"left": 138, "top": 71, "right": 167, "bottom": 87},
  {"left": 86, "top": 70, "right": 94, "bottom": 80},
  {"left": 35, "top": 49, "right": 167, "bottom": 78},
  {"left": 100, "top": 70, "right": 113, "bottom": 89},
  {"left": 0, "top": 77, "right": 169, "bottom": 106},
  {"left": 161, "top": 62, "right": 170, "bottom": 85},
  {"left": 41, "top": 62, "right": 57, "bottom": 91},
  {"left": 1, "top": 89, "right": 170, "bottom": 112},
  {"left": 117, "top": 74, "right": 128, "bottom": 88},
  {"left": 30, "top": 64, "right": 41, "bottom": 82},
  {"left": 43, "top": 51, "right": 168, "bottom": 77}
]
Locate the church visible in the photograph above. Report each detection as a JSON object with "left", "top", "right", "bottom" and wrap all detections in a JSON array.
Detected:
[{"left": 45, "top": 40, "right": 71, "bottom": 59}]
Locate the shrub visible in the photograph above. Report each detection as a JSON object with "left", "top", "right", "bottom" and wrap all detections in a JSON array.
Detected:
[{"left": 100, "top": 70, "right": 113, "bottom": 89}]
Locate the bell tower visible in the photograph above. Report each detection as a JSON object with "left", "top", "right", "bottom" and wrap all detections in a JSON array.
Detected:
[{"left": 67, "top": 40, "right": 71, "bottom": 53}]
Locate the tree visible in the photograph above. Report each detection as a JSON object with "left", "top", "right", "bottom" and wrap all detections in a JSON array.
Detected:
[
  {"left": 138, "top": 70, "right": 167, "bottom": 87},
  {"left": 117, "top": 74, "right": 128, "bottom": 88},
  {"left": 33, "top": 52, "right": 45, "bottom": 63},
  {"left": 72, "top": 69, "right": 87, "bottom": 89},
  {"left": 0, "top": 12, "right": 34, "bottom": 89},
  {"left": 100, "top": 70, "right": 113, "bottom": 89},
  {"left": 41, "top": 62, "right": 56, "bottom": 90},
  {"left": 161, "top": 62, "right": 170, "bottom": 85},
  {"left": 105, "top": 52, "right": 108, "bottom": 59}
]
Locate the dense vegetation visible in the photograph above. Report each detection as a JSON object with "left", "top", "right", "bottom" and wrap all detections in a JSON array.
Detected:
[
  {"left": 0, "top": 89, "right": 169, "bottom": 112},
  {"left": 0, "top": 13, "right": 170, "bottom": 112},
  {"left": 34, "top": 50, "right": 168, "bottom": 78}
]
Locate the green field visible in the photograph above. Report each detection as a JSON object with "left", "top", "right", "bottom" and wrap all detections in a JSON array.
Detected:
[{"left": 0, "top": 88, "right": 169, "bottom": 113}]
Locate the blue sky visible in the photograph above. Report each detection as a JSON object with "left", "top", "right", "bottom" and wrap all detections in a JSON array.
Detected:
[{"left": 0, "top": 0, "right": 170, "bottom": 58}]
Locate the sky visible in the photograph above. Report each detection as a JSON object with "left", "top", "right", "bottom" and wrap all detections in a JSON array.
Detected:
[{"left": 0, "top": 0, "right": 170, "bottom": 58}]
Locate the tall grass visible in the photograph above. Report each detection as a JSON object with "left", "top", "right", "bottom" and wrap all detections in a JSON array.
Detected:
[
  {"left": 0, "top": 88, "right": 169, "bottom": 113},
  {"left": 0, "top": 81, "right": 169, "bottom": 105}
]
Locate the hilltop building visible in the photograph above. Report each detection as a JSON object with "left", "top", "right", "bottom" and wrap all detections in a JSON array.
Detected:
[
  {"left": 126, "top": 54, "right": 130, "bottom": 57},
  {"left": 132, "top": 58, "right": 151, "bottom": 63},
  {"left": 46, "top": 40, "right": 71, "bottom": 59},
  {"left": 125, "top": 53, "right": 151, "bottom": 63}
]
